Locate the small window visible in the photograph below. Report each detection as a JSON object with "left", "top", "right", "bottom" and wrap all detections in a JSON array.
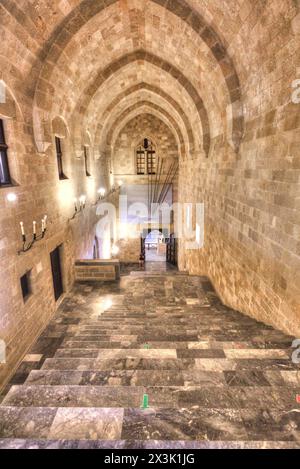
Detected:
[
  {"left": 84, "top": 146, "right": 91, "bottom": 177},
  {"left": 0, "top": 119, "right": 11, "bottom": 186},
  {"left": 55, "top": 136, "right": 67, "bottom": 180},
  {"left": 136, "top": 147, "right": 146, "bottom": 175},
  {"left": 136, "top": 139, "right": 156, "bottom": 175},
  {"left": 20, "top": 271, "right": 31, "bottom": 302},
  {"left": 147, "top": 150, "right": 156, "bottom": 175}
]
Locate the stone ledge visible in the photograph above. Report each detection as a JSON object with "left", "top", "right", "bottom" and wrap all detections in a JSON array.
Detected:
[
  {"left": 74, "top": 259, "right": 120, "bottom": 282},
  {"left": 75, "top": 260, "right": 120, "bottom": 266}
]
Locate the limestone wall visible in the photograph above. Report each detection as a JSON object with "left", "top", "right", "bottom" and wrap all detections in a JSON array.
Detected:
[{"left": 178, "top": 130, "right": 300, "bottom": 336}]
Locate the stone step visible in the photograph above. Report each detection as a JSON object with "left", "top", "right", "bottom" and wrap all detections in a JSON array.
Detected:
[
  {"left": 54, "top": 344, "right": 293, "bottom": 357},
  {"left": 2, "top": 385, "right": 143, "bottom": 408},
  {"left": 40, "top": 328, "right": 292, "bottom": 341},
  {"left": 71, "top": 322, "right": 229, "bottom": 329},
  {"left": 57, "top": 349, "right": 177, "bottom": 359},
  {"left": 0, "top": 406, "right": 299, "bottom": 442},
  {"left": 63, "top": 336, "right": 139, "bottom": 344},
  {"left": 2, "top": 384, "right": 298, "bottom": 410},
  {"left": 41, "top": 357, "right": 299, "bottom": 372},
  {"left": 99, "top": 311, "right": 215, "bottom": 318},
  {"left": 38, "top": 369, "right": 216, "bottom": 387},
  {"left": 67, "top": 310, "right": 231, "bottom": 317},
  {"left": 0, "top": 407, "right": 124, "bottom": 440},
  {"left": 71, "top": 328, "right": 239, "bottom": 336},
  {"left": 56, "top": 344, "right": 178, "bottom": 354},
  {"left": 63, "top": 330, "right": 287, "bottom": 343},
  {"left": 54, "top": 342, "right": 217, "bottom": 354},
  {"left": 41, "top": 357, "right": 195, "bottom": 371},
  {"left": 25, "top": 369, "right": 190, "bottom": 386},
  {"left": 58, "top": 318, "right": 220, "bottom": 326},
  {"left": 121, "top": 407, "right": 300, "bottom": 442},
  {"left": 56, "top": 346, "right": 226, "bottom": 359},
  {"left": 0, "top": 439, "right": 298, "bottom": 449},
  {"left": 126, "top": 334, "right": 201, "bottom": 342},
  {"left": 68, "top": 328, "right": 293, "bottom": 342},
  {"left": 63, "top": 346, "right": 177, "bottom": 356},
  {"left": 79, "top": 316, "right": 270, "bottom": 323},
  {"left": 59, "top": 343, "right": 167, "bottom": 353},
  {"left": 57, "top": 330, "right": 293, "bottom": 349},
  {"left": 57, "top": 342, "right": 173, "bottom": 351},
  {"left": 73, "top": 317, "right": 274, "bottom": 326},
  {"left": 62, "top": 335, "right": 200, "bottom": 343},
  {"left": 72, "top": 319, "right": 209, "bottom": 325},
  {"left": 72, "top": 326, "right": 218, "bottom": 334},
  {"left": 25, "top": 369, "right": 300, "bottom": 388}
]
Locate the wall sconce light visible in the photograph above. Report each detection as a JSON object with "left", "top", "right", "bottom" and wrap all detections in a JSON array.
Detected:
[
  {"left": 7, "top": 192, "right": 17, "bottom": 202},
  {"left": 93, "top": 185, "right": 122, "bottom": 206},
  {"left": 98, "top": 188, "right": 106, "bottom": 198},
  {"left": 70, "top": 195, "right": 86, "bottom": 220},
  {"left": 118, "top": 180, "right": 123, "bottom": 187},
  {"left": 93, "top": 188, "right": 106, "bottom": 206},
  {"left": 103, "top": 298, "right": 113, "bottom": 311},
  {"left": 18, "top": 215, "right": 47, "bottom": 255},
  {"left": 79, "top": 195, "right": 86, "bottom": 208}
]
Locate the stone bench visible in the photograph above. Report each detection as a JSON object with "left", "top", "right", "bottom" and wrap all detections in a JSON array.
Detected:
[{"left": 75, "top": 260, "right": 120, "bottom": 282}]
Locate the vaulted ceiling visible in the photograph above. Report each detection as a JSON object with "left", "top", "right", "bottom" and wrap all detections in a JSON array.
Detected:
[{"left": 1, "top": 0, "right": 298, "bottom": 158}]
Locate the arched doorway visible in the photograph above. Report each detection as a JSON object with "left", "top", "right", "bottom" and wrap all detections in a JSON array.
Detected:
[
  {"left": 93, "top": 236, "right": 100, "bottom": 259},
  {"left": 142, "top": 229, "right": 166, "bottom": 263}
]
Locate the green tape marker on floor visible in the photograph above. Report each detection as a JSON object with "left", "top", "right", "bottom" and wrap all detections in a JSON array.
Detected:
[{"left": 141, "top": 393, "right": 149, "bottom": 409}]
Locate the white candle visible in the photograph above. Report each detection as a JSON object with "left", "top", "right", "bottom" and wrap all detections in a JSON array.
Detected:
[
  {"left": 44, "top": 215, "right": 47, "bottom": 229},
  {"left": 33, "top": 221, "right": 37, "bottom": 235},
  {"left": 42, "top": 219, "right": 45, "bottom": 232},
  {"left": 79, "top": 196, "right": 86, "bottom": 208},
  {"left": 20, "top": 222, "right": 25, "bottom": 236}
]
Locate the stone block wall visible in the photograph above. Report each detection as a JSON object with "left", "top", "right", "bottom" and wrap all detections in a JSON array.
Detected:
[
  {"left": 178, "top": 129, "right": 300, "bottom": 336},
  {"left": 117, "top": 238, "right": 141, "bottom": 263},
  {"left": 0, "top": 95, "right": 110, "bottom": 391}
]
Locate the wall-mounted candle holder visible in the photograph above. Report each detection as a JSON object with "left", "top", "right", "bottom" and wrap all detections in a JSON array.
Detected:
[
  {"left": 92, "top": 183, "right": 122, "bottom": 206},
  {"left": 69, "top": 195, "right": 86, "bottom": 220},
  {"left": 18, "top": 216, "right": 48, "bottom": 255}
]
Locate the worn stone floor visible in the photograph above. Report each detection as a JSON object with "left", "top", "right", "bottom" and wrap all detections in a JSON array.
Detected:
[{"left": 0, "top": 263, "right": 299, "bottom": 449}]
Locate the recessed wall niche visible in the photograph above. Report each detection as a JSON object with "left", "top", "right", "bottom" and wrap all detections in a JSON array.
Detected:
[{"left": 20, "top": 270, "right": 32, "bottom": 302}]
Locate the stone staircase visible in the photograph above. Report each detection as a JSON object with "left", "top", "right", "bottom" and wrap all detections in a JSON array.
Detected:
[{"left": 0, "top": 266, "right": 299, "bottom": 449}]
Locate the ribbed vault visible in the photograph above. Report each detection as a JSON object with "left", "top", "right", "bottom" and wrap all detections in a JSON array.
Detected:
[
  {"left": 92, "top": 86, "right": 194, "bottom": 158},
  {"left": 9, "top": 0, "right": 246, "bottom": 157},
  {"left": 107, "top": 103, "right": 184, "bottom": 153}
]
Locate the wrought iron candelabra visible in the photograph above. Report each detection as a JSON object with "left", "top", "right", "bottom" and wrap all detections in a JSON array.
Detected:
[
  {"left": 93, "top": 184, "right": 122, "bottom": 206},
  {"left": 69, "top": 196, "right": 86, "bottom": 221},
  {"left": 18, "top": 216, "right": 47, "bottom": 255}
]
